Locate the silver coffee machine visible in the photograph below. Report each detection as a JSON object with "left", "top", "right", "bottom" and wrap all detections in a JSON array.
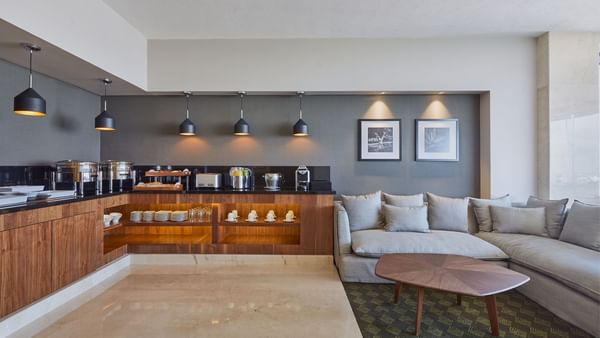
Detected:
[{"left": 295, "top": 165, "right": 310, "bottom": 191}]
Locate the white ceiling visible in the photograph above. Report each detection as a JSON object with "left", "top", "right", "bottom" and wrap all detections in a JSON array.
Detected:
[{"left": 104, "top": 0, "right": 600, "bottom": 39}]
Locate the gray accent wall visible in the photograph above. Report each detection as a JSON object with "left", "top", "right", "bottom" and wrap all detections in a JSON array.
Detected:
[
  {"left": 102, "top": 94, "right": 480, "bottom": 197},
  {"left": 0, "top": 59, "right": 100, "bottom": 165}
]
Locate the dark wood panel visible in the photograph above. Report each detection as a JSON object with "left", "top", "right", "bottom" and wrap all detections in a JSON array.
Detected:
[
  {"left": 0, "top": 222, "right": 52, "bottom": 318},
  {"left": 51, "top": 212, "right": 102, "bottom": 291}
]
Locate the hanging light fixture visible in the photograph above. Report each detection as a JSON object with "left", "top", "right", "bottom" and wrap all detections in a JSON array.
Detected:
[
  {"left": 234, "top": 91, "right": 249, "bottom": 135},
  {"left": 179, "top": 91, "right": 196, "bottom": 136},
  {"left": 293, "top": 91, "right": 309, "bottom": 136},
  {"left": 14, "top": 43, "right": 46, "bottom": 117},
  {"left": 94, "top": 79, "right": 116, "bottom": 131}
]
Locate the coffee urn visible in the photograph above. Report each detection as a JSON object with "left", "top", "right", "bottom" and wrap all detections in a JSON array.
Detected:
[
  {"left": 295, "top": 165, "right": 310, "bottom": 191},
  {"left": 99, "top": 161, "right": 134, "bottom": 193},
  {"left": 54, "top": 160, "right": 99, "bottom": 196}
]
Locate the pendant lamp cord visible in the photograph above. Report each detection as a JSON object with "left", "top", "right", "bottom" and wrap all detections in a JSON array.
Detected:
[
  {"left": 103, "top": 81, "right": 108, "bottom": 112},
  {"left": 240, "top": 92, "right": 245, "bottom": 119},
  {"left": 299, "top": 93, "right": 303, "bottom": 119},
  {"left": 28, "top": 48, "right": 33, "bottom": 88},
  {"left": 186, "top": 93, "right": 190, "bottom": 119}
]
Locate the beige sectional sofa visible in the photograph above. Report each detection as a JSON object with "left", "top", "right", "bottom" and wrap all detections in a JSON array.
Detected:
[{"left": 333, "top": 197, "right": 600, "bottom": 337}]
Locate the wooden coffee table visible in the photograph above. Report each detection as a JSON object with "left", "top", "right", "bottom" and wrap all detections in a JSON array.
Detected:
[{"left": 375, "top": 254, "right": 529, "bottom": 336}]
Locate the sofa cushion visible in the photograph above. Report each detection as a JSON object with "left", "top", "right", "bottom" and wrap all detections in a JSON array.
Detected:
[
  {"left": 426, "top": 193, "right": 469, "bottom": 232},
  {"left": 526, "top": 196, "right": 569, "bottom": 238},
  {"left": 559, "top": 201, "right": 600, "bottom": 251},
  {"left": 383, "top": 192, "right": 424, "bottom": 207},
  {"left": 477, "top": 232, "right": 600, "bottom": 301},
  {"left": 470, "top": 195, "right": 512, "bottom": 232},
  {"left": 351, "top": 229, "right": 508, "bottom": 260},
  {"left": 383, "top": 204, "right": 429, "bottom": 233},
  {"left": 490, "top": 206, "right": 548, "bottom": 236},
  {"left": 341, "top": 191, "right": 382, "bottom": 231}
]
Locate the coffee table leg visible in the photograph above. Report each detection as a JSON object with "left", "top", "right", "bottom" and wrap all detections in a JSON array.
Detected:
[
  {"left": 456, "top": 294, "right": 462, "bottom": 305},
  {"left": 415, "top": 287, "right": 425, "bottom": 336},
  {"left": 394, "top": 282, "right": 402, "bottom": 304},
  {"left": 485, "top": 295, "right": 499, "bottom": 336}
]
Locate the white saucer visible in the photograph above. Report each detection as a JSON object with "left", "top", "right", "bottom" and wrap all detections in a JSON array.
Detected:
[
  {"left": 283, "top": 219, "right": 295, "bottom": 223},
  {"left": 246, "top": 219, "right": 257, "bottom": 222}
]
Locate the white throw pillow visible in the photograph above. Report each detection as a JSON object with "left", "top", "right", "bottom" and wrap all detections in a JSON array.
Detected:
[
  {"left": 490, "top": 206, "right": 547, "bottom": 236},
  {"left": 383, "top": 204, "right": 429, "bottom": 233},
  {"left": 383, "top": 193, "right": 424, "bottom": 207},
  {"left": 341, "top": 191, "right": 383, "bottom": 231},
  {"left": 426, "top": 193, "right": 469, "bottom": 233}
]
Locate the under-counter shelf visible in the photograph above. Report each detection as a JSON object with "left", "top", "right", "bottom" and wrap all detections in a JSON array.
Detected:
[
  {"left": 219, "top": 220, "right": 300, "bottom": 227},
  {"left": 117, "top": 220, "right": 212, "bottom": 227},
  {"left": 218, "top": 234, "right": 299, "bottom": 245},
  {"left": 105, "top": 233, "right": 212, "bottom": 246}
]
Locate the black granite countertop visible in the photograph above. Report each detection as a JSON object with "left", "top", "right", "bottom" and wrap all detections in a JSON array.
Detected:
[{"left": 0, "top": 189, "right": 335, "bottom": 215}]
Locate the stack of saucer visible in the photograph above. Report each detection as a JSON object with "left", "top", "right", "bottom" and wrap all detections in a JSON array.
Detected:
[
  {"left": 130, "top": 211, "right": 143, "bottom": 223},
  {"left": 155, "top": 210, "right": 171, "bottom": 222},
  {"left": 170, "top": 210, "right": 187, "bottom": 222},
  {"left": 142, "top": 211, "right": 155, "bottom": 222}
]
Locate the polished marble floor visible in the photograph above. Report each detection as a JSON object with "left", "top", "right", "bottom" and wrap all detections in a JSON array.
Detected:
[{"left": 23, "top": 256, "right": 361, "bottom": 338}]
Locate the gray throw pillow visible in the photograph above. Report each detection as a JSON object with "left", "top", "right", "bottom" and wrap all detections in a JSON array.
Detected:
[
  {"left": 383, "top": 193, "right": 424, "bottom": 207},
  {"left": 341, "top": 191, "right": 382, "bottom": 231},
  {"left": 526, "top": 196, "right": 569, "bottom": 238},
  {"left": 490, "top": 206, "right": 547, "bottom": 236},
  {"left": 470, "top": 195, "right": 512, "bottom": 232},
  {"left": 426, "top": 193, "right": 469, "bottom": 232},
  {"left": 383, "top": 204, "right": 429, "bottom": 233},
  {"left": 559, "top": 201, "right": 600, "bottom": 251}
]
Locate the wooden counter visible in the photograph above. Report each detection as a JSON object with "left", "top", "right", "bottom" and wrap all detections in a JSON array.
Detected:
[{"left": 0, "top": 191, "right": 333, "bottom": 319}]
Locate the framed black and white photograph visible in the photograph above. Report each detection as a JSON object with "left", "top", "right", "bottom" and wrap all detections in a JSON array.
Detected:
[
  {"left": 358, "top": 119, "right": 401, "bottom": 161},
  {"left": 415, "top": 119, "right": 459, "bottom": 161}
]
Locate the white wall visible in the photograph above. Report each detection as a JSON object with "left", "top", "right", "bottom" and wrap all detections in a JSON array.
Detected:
[
  {"left": 148, "top": 38, "right": 537, "bottom": 201},
  {"left": 0, "top": 0, "right": 147, "bottom": 90}
]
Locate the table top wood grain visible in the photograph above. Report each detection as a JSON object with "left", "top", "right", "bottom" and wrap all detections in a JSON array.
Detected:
[{"left": 375, "top": 254, "right": 529, "bottom": 297}]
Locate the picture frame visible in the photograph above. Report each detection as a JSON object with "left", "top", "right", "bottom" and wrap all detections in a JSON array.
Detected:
[
  {"left": 415, "top": 119, "right": 459, "bottom": 162},
  {"left": 358, "top": 119, "right": 401, "bottom": 161}
]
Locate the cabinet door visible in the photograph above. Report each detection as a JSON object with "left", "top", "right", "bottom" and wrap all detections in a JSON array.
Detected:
[
  {"left": 52, "top": 212, "right": 101, "bottom": 290},
  {"left": 0, "top": 222, "right": 52, "bottom": 318}
]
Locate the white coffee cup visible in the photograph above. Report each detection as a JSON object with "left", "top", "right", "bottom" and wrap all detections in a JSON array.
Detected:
[
  {"left": 227, "top": 212, "right": 236, "bottom": 222},
  {"left": 286, "top": 210, "right": 295, "bottom": 218},
  {"left": 231, "top": 210, "right": 239, "bottom": 218},
  {"left": 247, "top": 213, "right": 257, "bottom": 221},
  {"left": 266, "top": 214, "right": 275, "bottom": 222},
  {"left": 250, "top": 210, "right": 257, "bottom": 216}
]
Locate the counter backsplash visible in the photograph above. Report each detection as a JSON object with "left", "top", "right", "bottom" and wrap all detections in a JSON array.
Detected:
[{"left": 0, "top": 165, "right": 331, "bottom": 192}]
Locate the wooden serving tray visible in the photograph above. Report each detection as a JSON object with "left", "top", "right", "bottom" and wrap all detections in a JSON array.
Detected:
[
  {"left": 145, "top": 170, "right": 190, "bottom": 177},
  {"left": 133, "top": 183, "right": 183, "bottom": 191}
]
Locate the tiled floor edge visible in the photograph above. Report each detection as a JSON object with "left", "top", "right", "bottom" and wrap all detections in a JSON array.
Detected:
[{"left": 1, "top": 255, "right": 131, "bottom": 338}]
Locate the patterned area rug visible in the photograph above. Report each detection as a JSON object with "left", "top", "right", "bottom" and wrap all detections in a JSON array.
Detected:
[{"left": 343, "top": 283, "right": 592, "bottom": 338}]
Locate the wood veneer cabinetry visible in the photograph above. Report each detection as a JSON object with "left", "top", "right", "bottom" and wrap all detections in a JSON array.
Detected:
[
  {"left": 51, "top": 212, "right": 101, "bottom": 290},
  {"left": 104, "top": 193, "right": 333, "bottom": 255},
  {"left": 0, "top": 194, "right": 128, "bottom": 318},
  {"left": 0, "top": 222, "right": 52, "bottom": 318}
]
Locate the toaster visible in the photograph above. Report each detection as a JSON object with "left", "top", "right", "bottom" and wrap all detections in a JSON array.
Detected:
[{"left": 195, "top": 173, "right": 222, "bottom": 188}]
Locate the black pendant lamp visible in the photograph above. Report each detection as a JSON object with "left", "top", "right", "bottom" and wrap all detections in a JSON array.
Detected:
[
  {"left": 14, "top": 43, "right": 46, "bottom": 117},
  {"left": 95, "top": 79, "right": 116, "bottom": 131},
  {"left": 293, "top": 91, "right": 309, "bottom": 136},
  {"left": 179, "top": 91, "right": 196, "bottom": 136},
  {"left": 234, "top": 91, "right": 249, "bottom": 135}
]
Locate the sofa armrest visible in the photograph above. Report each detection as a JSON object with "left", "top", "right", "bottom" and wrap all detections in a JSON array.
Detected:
[{"left": 334, "top": 201, "right": 352, "bottom": 260}]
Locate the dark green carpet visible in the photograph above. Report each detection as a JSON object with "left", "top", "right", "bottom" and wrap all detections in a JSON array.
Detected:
[{"left": 343, "top": 283, "right": 593, "bottom": 338}]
